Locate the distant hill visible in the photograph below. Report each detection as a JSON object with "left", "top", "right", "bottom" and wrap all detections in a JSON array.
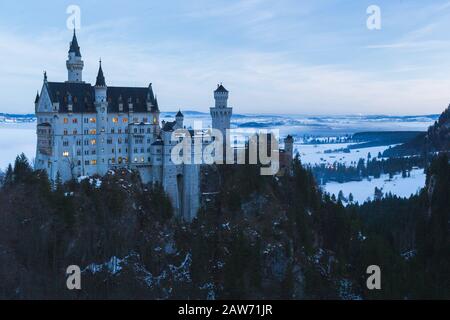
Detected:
[
  {"left": 350, "top": 131, "right": 423, "bottom": 149},
  {"left": 383, "top": 106, "right": 450, "bottom": 157}
]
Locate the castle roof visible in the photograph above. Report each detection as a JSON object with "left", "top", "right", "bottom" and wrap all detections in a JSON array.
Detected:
[
  {"left": 35, "top": 91, "right": 40, "bottom": 103},
  {"left": 95, "top": 61, "right": 106, "bottom": 87},
  {"left": 45, "top": 82, "right": 159, "bottom": 113},
  {"left": 69, "top": 30, "right": 82, "bottom": 57},
  {"left": 176, "top": 110, "right": 184, "bottom": 117},
  {"left": 162, "top": 120, "right": 176, "bottom": 132},
  {"left": 215, "top": 84, "right": 228, "bottom": 93}
]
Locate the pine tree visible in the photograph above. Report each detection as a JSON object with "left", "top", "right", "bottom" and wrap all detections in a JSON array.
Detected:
[{"left": 3, "top": 163, "right": 13, "bottom": 187}]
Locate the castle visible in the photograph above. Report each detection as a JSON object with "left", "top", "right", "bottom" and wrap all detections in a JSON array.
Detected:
[{"left": 34, "top": 31, "right": 293, "bottom": 221}]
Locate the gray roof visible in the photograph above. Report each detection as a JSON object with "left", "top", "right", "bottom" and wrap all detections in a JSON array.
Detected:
[
  {"left": 45, "top": 82, "right": 159, "bottom": 113},
  {"left": 215, "top": 84, "right": 228, "bottom": 93},
  {"left": 95, "top": 62, "right": 106, "bottom": 87},
  {"left": 176, "top": 110, "right": 184, "bottom": 117},
  {"left": 162, "top": 121, "right": 176, "bottom": 132},
  {"left": 69, "top": 30, "right": 81, "bottom": 57}
]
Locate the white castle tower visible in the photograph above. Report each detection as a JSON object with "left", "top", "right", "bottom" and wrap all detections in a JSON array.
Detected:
[
  {"left": 94, "top": 60, "right": 109, "bottom": 176},
  {"left": 210, "top": 84, "right": 232, "bottom": 137},
  {"left": 66, "top": 29, "right": 84, "bottom": 82}
]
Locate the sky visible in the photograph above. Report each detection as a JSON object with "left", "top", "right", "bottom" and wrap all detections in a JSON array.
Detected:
[{"left": 1, "top": 0, "right": 450, "bottom": 115}]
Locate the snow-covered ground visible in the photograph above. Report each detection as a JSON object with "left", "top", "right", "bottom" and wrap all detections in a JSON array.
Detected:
[
  {"left": 324, "top": 168, "right": 426, "bottom": 205},
  {"left": 296, "top": 143, "right": 395, "bottom": 167},
  {"left": 0, "top": 116, "right": 430, "bottom": 203}
]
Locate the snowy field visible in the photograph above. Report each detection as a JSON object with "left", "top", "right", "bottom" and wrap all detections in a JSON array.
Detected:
[
  {"left": 296, "top": 143, "right": 396, "bottom": 167},
  {"left": 0, "top": 114, "right": 432, "bottom": 203},
  {"left": 323, "top": 168, "right": 426, "bottom": 205}
]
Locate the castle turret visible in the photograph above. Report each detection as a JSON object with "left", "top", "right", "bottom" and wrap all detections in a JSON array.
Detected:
[
  {"left": 284, "top": 135, "right": 294, "bottom": 157},
  {"left": 94, "top": 60, "right": 108, "bottom": 175},
  {"left": 34, "top": 91, "right": 40, "bottom": 112},
  {"left": 175, "top": 110, "right": 184, "bottom": 129},
  {"left": 94, "top": 60, "right": 107, "bottom": 103},
  {"left": 66, "top": 29, "right": 84, "bottom": 82},
  {"left": 210, "top": 83, "right": 233, "bottom": 137}
]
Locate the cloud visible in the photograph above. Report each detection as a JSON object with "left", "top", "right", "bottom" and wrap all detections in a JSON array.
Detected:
[{"left": 1, "top": 1, "right": 450, "bottom": 116}]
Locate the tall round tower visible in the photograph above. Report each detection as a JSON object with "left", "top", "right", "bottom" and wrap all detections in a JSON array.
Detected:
[
  {"left": 66, "top": 29, "right": 84, "bottom": 82},
  {"left": 210, "top": 84, "right": 233, "bottom": 137}
]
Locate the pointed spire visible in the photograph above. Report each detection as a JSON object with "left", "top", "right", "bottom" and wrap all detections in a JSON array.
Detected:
[
  {"left": 176, "top": 110, "right": 184, "bottom": 118},
  {"left": 95, "top": 59, "right": 106, "bottom": 87},
  {"left": 43, "top": 71, "right": 48, "bottom": 83},
  {"left": 69, "top": 28, "right": 82, "bottom": 57},
  {"left": 147, "top": 83, "right": 155, "bottom": 102},
  {"left": 35, "top": 91, "right": 40, "bottom": 104}
]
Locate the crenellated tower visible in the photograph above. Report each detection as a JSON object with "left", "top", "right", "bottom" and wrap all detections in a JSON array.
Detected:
[{"left": 210, "top": 84, "right": 232, "bottom": 138}]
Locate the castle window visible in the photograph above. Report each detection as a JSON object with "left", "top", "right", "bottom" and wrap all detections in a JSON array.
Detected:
[
  {"left": 63, "top": 129, "right": 68, "bottom": 135},
  {"left": 134, "top": 157, "right": 138, "bottom": 163},
  {"left": 84, "top": 139, "right": 89, "bottom": 146},
  {"left": 107, "top": 138, "right": 112, "bottom": 144},
  {"left": 73, "top": 129, "right": 77, "bottom": 135},
  {"left": 118, "top": 157, "right": 123, "bottom": 164},
  {"left": 64, "top": 118, "right": 68, "bottom": 124},
  {"left": 123, "top": 118, "right": 128, "bottom": 123},
  {"left": 133, "top": 117, "right": 138, "bottom": 123},
  {"left": 84, "top": 129, "right": 89, "bottom": 135},
  {"left": 118, "top": 138, "right": 122, "bottom": 144},
  {"left": 89, "top": 129, "right": 97, "bottom": 135},
  {"left": 63, "top": 151, "right": 69, "bottom": 157},
  {"left": 63, "top": 141, "right": 69, "bottom": 147},
  {"left": 112, "top": 117, "right": 118, "bottom": 123},
  {"left": 111, "top": 128, "right": 115, "bottom": 134},
  {"left": 90, "top": 139, "right": 96, "bottom": 145},
  {"left": 91, "top": 150, "right": 96, "bottom": 155},
  {"left": 77, "top": 150, "right": 81, "bottom": 156},
  {"left": 84, "top": 118, "right": 89, "bottom": 124},
  {"left": 134, "top": 148, "right": 138, "bottom": 153},
  {"left": 72, "top": 118, "right": 78, "bottom": 124},
  {"left": 91, "top": 160, "right": 97, "bottom": 165},
  {"left": 111, "top": 158, "right": 116, "bottom": 164},
  {"left": 153, "top": 117, "right": 157, "bottom": 124},
  {"left": 89, "top": 118, "right": 96, "bottom": 123},
  {"left": 141, "top": 157, "right": 145, "bottom": 163},
  {"left": 143, "top": 117, "right": 148, "bottom": 123},
  {"left": 85, "top": 160, "right": 89, "bottom": 165}
]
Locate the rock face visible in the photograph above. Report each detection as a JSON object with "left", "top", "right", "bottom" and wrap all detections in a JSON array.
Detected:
[{"left": 384, "top": 106, "right": 450, "bottom": 157}]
